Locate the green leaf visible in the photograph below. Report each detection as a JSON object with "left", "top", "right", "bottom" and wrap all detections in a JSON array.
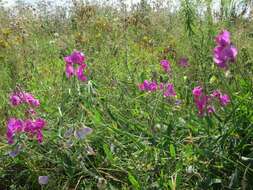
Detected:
[
  {"left": 170, "top": 144, "right": 176, "bottom": 159},
  {"left": 128, "top": 172, "right": 140, "bottom": 190},
  {"left": 103, "top": 144, "right": 113, "bottom": 162}
]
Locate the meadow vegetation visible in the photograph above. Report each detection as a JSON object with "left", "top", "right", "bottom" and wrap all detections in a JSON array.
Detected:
[{"left": 0, "top": 0, "right": 253, "bottom": 189}]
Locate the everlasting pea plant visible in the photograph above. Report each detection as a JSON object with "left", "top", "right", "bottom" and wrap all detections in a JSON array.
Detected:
[
  {"left": 64, "top": 50, "right": 87, "bottom": 81},
  {"left": 192, "top": 86, "right": 230, "bottom": 116},
  {"left": 138, "top": 59, "right": 177, "bottom": 98},
  {"left": 7, "top": 90, "right": 46, "bottom": 145},
  {"left": 213, "top": 30, "right": 238, "bottom": 69}
]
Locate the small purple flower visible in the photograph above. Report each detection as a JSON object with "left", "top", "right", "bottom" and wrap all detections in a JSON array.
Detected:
[
  {"left": 9, "top": 145, "right": 22, "bottom": 158},
  {"left": 38, "top": 176, "right": 49, "bottom": 185},
  {"left": 175, "top": 99, "right": 182, "bottom": 105},
  {"left": 219, "top": 94, "right": 230, "bottom": 106},
  {"left": 160, "top": 59, "right": 171, "bottom": 73},
  {"left": 75, "top": 127, "right": 93, "bottom": 140},
  {"left": 179, "top": 57, "right": 189, "bottom": 67},
  {"left": 164, "top": 83, "right": 176, "bottom": 97}
]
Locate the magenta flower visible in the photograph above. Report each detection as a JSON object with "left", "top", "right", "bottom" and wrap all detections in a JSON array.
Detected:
[
  {"left": 192, "top": 86, "right": 203, "bottom": 98},
  {"left": 213, "top": 30, "right": 238, "bottom": 68},
  {"left": 9, "top": 92, "right": 40, "bottom": 107},
  {"left": 6, "top": 118, "right": 23, "bottom": 144},
  {"left": 9, "top": 94, "right": 22, "bottom": 106},
  {"left": 196, "top": 95, "right": 208, "bottom": 116},
  {"left": 65, "top": 63, "right": 74, "bottom": 78},
  {"left": 211, "top": 90, "right": 230, "bottom": 106},
  {"left": 219, "top": 94, "right": 230, "bottom": 106},
  {"left": 164, "top": 83, "right": 176, "bottom": 97},
  {"left": 215, "top": 30, "right": 230, "bottom": 46},
  {"left": 160, "top": 59, "right": 171, "bottom": 73},
  {"left": 64, "top": 50, "right": 85, "bottom": 65},
  {"left": 193, "top": 87, "right": 231, "bottom": 116},
  {"left": 138, "top": 80, "right": 158, "bottom": 92},
  {"left": 76, "top": 63, "right": 87, "bottom": 81},
  {"left": 179, "top": 57, "right": 189, "bottom": 67},
  {"left": 64, "top": 50, "right": 87, "bottom": 81},
  {"left": 149, "top": 81, "right": 158, "bottom": 92},
  {"left": 23, "top": 118, "right": 46, "bottom": 143},
  {"left": 7, "top": 90, "right": 46, "bottom": 144}
]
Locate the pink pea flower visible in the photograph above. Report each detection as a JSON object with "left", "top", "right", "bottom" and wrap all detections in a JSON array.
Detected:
[
  {"left": 215, "top": 30, "right": 230, "bottom": 47},
  {"left": 9, "top": 94, "right": 22, "bottom": 106},
  {"left": 64, "top": 50, "right": 85, "bottom": 65},
  {"left": 149, "top": 81, "right": 158, "bottom": 92},
  {"left": 6, "top": 118, "right": 23, "bottom": 144},
  {"left": 23, "top": 118, "right": 46, "bottom": 143},
  {"left": 9, "top": 92, "right": 40, "bottom": 107},
  {"left": 192, "top": 86, "right": 203, "bottom": 98},
  {"left": 164, "top": 83, "right": 176, "bottom": 97},
  {"left": 213, "top": 30, "right": 238, "bottom": 68},
  {"left": 160, "top": 59, "right": 171, "bottom": 73},
  {"left": 138, "top": 80, "right": 158, "bottom": 92},
  {"left": 64, "top": 50, "right": 87, "bottom": 81},
  {"left": 76, "top": 64, "right": 87, "bottom": 81},
  {"left": 179, "top": 57, "right": 189, "bottom": 67},
  {"left": 219, "top": 94, "right": 230, "bottom": 106},
  {"left": 195, "top": 95, "right": 208, "bottom": 116},
  {"left": 211, "top": 90, "right": 230, "bottom": 106},
  {"left": 211, "top": 90, "right": 221, "bottom": 98},
  {"left": 143, "top": 80, "right": 150, "bottom": 90},
  {"left": 24, "top": 93, "right": 40, "bottom": 107},
  {"left": 192, "top": 87, "right": 209, "bottom": 116},
  {"left": 65, "top": 63, "right": 74, "bottom": 78}
]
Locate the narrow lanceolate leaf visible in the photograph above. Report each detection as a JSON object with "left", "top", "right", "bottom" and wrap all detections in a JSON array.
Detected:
[
  {"left": 128, "top": 172, "right": 140, "bottom": 190},
  {"left": 103, "top": 144, "right": 114, "bottom": 162},
  {"left": 170, "top": 144, "right": 176, "bottom": 159}
]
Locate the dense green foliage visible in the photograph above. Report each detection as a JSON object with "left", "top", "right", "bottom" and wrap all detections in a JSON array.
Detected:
[{"left": 0, "top": 0, "right": 253, "bottom": 189}]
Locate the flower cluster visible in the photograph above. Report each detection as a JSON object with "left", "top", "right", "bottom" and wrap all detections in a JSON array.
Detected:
[
  {"left": 10, "top": 91, "right": 40, "bottom": 107},
  {"left": 7, "top": 91, "right": 46, "bottom": 144},
  {"left": 213, "top": 30, "right": 238, "bottom": 68},
  {"left": 192, "top": 86, "right": 230, "bottom": 116},
  {"left": 64, "top": 50, "right": 87, "bottom": 81},
  {"left": 139, "top": 80, "right": 176, "bottom": 97},
  {"left": 138, "top": 59, "right": 177, "bottom": 98},
  {"left": 138, "top": 80, "right": 160, "bottom": 92}
]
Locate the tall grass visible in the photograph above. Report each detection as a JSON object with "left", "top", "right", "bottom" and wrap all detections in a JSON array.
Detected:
[{"left": 0, "top": 0, "right": 252, "bottom": 189}]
